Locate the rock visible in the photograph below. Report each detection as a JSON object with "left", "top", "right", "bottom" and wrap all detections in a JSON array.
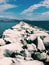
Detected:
[
  {"left": 0, "top": 21, "right": 49, "bottom": 64},
  {"left": 24, "top": 49, "right": 33, "bottom": 60},
  {"left": 0, "top": 57, "right": 20, "bottom": 65},
  {"left": 43, "top": 35, "right": 49, "bottom": 49},
  {"left": 46, "top": 55, "right": 49, "bottom": 62},
  {"left": 15, "top": 55, "right": 24, "bottom": 61},
  {"left": 27, "top": 44, "right": 37, "bottom": 52},
  {"left": 34, "top": 30, "right": 48, "bottom": 37},
  {"left": 20, "top": 60, "right": 44, "bottom": 65},
  {"left": 34, "top": 52, "right": 47, "bottom": 61},
  {"left": 3, "top": 29, "right": 22, "bottom": 43},
  {"left": 4, "top": 49, "right": 16, "bottom": 58},
  {"left": 47, "top": 50, "right": 49, "bottom": 55},
  {"left": 26, "top": 34, "right": 37, "bottom": 42},
  {"left": 25, "top": 34, "right": 37, "bottom": 44},
  {"left": 0, "top": 43, "right": 23, "bottom": 58},
  {"left": 37, "top": 37, "right": 45, "bottom": 51},
  {"left": 0, "top": 38, "right": 5, "bottom": 46}
]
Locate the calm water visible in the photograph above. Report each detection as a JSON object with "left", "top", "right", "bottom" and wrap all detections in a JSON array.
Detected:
[
  {"left": 0, "top": 21, "right": 19, "bottom": 35},
  {"left": 0, "top": 21, "right": 49, "bottom": 35},
  {"left": 25, "top": 21, "right": 49, "bottom": 30}
]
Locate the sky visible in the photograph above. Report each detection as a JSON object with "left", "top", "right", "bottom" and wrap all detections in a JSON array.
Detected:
[{"left": 0, "top": 0, "right": 49, "bottom": 20}]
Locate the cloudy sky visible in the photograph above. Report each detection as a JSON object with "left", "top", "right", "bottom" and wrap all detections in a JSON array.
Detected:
[{"left": 0, "top": 0, "right": 49, "bottom": 20}]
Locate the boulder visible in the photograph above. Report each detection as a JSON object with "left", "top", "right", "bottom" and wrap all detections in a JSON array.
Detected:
[
  {"left": 0, "top": 38, "right": 5, "bottom": 46},
  {"left": 34, "top": 30, "right": 48, "bottom": 37},
  {"left": 27, "top": 44, "right": 37, "bottom": 52},
  {"left": 20, "top": 60, "right": 44, "bottom": 65},
  {"left": 47, "top": 50, "right": 49, "bottom": 55},
  {"left": 0, "top": 43, "right": 23, "bottom": 58},
  {"left": 0, "top": 57, "right": 20, "bottom": 65},
  {"left": 46, "top": 55, "right": 49, "bottom": 62},
  {"left": 37, "top": 37, "right": 45, "bottom": 51},
  {"left": 43, "top": 35, "right": 49, "bottom": 49},
  {"left": 24, "top": 49, "right": 33, "bottom": 60},
  {"left": 34, "top": 52, "right": 47, "bottom": 61}
]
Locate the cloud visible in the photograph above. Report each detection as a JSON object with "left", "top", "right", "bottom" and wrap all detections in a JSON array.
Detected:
[
  {"left": 0, "top": 0, "right": 8, "bottom": 4},
  {"left": 42, "top": 0, "right": 49, "bottom": 7},
  {"left": 0, "top": 15, "right": 18, "bottom": 19},
  {"left": 21, "top": 4, "right": 42, "bottom": 15},
  {"left": 21, "top": 0, "right": 49, "bottom": 15},
  {"left": 39, "top": 11, "right": 49, "bottom": 20},
  {"left": 0, "top": 4, "right": 17, "bottom": 12},
  {"left": 28, "top": 11, "right": 49, "bottom": 21},
  {"left": 0, "top": 0, "right": 18, "bottom": 12}
]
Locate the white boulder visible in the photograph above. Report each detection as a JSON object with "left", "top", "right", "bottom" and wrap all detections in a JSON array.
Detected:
[
  {"left": 37, "top": 37, "right": 45, "bottom": 51},
  {"left": 0, "top": 57, "right": 20, "bottom": 65},
  {"left": 20, "top": 60, "right": 44, "bottom": 65},
  {"left": 0, "top": 38, "right": 5, "bottom": 46}
]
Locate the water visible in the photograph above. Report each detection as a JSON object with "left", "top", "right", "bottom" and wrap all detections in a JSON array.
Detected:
[
  {"left": 25, "top": 21, "right": 49, "bottom": 30},
  {"left": 0, "top": 21, "right": 49, "bottom": 35},
  {"left": 0, "top": 21, "right": 19, "bottom": 35}
]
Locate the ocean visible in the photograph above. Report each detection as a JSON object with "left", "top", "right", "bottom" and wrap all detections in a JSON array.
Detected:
[
  {"left": 0, "top": 21, "right": 49, "bottom": 35},
  {"left": 0, "top": 21, "right": 19, "bottom": 35}
]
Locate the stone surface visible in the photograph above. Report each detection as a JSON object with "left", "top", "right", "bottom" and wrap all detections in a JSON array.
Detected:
[
  {"left": 0, "top": 57, "right": 20, "bottom": 65},
  {"left": 34, "top": 52, "right": 47, "bottom": 61},
  {"left": 0, "top": 21, "right": 49, "bottom": 65},
  {"left": 37, "top": 37, "right": 45, "bottom": 51},
  {"left": 43, "top": 35, "right": 49, "bottom": 49},
  {"left": 20, "top": 60, "right": 44, "bottom": 65},
  {"left": 0, "top": 38, "right": 5, "bottom": 46}
]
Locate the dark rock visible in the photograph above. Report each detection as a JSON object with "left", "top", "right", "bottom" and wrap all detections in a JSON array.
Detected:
[
  {"left": 22, "top": 45, "right": 28, "bottom": 49},
  {"left": 47, "top": 50, "right": 49, "bottom": 55},
  {"left": 34, "top": 52, "right": 47, "bottom": 61}
]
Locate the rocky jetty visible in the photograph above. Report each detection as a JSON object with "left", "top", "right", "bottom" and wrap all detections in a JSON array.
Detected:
[{"left": 0, "top": 21, "right": 49, "bottom": 65}]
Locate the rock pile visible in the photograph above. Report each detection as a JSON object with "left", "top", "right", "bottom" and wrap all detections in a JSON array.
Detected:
[{"left": 0, "top": 21, "right": 49, "bottom": 65}]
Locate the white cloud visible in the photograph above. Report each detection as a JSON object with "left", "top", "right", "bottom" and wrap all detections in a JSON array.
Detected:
[
  {"left": 0, "top": 0, "right": 18, "bottom": 12},
  {"left": 39, "top": 11, "right": 49, "bottom": 20},
  {"left": 28, "top": 11, "right": 49, "bottom": 21},
  {"left": 0, "top": 15, "right": 18, "bottom": 19},
  {"left": 0, "top": 0, "right": 8, "bottom": 3},
  {"left": 21, "top": 4, "right": 42, "bottom": 15},
  {"left": 0, "top": 4, "right": 17, "bottom": 12},
  {"left": 21, "top": 0, "right": 49, "bottom": 15}
]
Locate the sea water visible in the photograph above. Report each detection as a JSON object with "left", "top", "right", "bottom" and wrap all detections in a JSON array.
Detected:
[{"left": 0, "top": 21, "right": 49, "bottom": 35}]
